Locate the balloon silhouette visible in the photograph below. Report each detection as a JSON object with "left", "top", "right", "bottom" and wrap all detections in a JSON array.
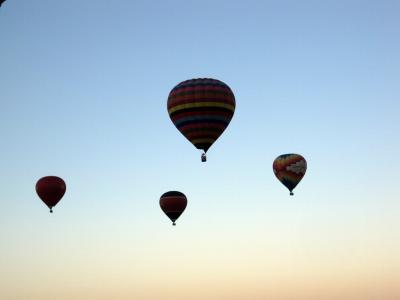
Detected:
[
  {"left": 36, "top": 176, "right": 66, "bottom": 212},
  {"left": 273, "top": 154, "right": 307, "bottom": 195},
  {"left": 159, "top": 191, "right": 187, "bottom": 226},
  {"left": 167, "top": 78, "right": 236, "bottom": 162}
]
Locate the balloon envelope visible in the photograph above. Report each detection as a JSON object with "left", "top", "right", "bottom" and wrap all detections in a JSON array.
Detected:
[
  {"left": 167, "top": 78, "right": 235, "bottom": 159},
  {"left": 36, "top": 176, "right": 66, "bottom": 212},
  {"left": 273, "top": 154, "right": 307, "bottom": 195},
  {"left": 159, "top": 191, "right": 187, "bottom": 225}
]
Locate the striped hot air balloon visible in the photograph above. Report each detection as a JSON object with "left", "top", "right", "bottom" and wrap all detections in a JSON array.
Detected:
[
  {"left": 159, "top": 191, "right": 187, "bottom": 226},
  {"left": 273, "top": 154, "right": 307, "bottom": 195},
  {"left": 167, "top": 78, "right": 236, "bottom": 162}
]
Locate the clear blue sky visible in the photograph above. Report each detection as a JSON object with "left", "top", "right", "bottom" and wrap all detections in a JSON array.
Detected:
[{"left": 0, "top": 1, "right": 399, "bottom": 299}]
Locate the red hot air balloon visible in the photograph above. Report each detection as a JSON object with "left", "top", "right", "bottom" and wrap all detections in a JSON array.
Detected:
[
  {"left": 167, "top": 78, "right": 236, "bottom": 162},
  {"left": 36, "top": 176, "right": 66, "bottom": 212},
  {"left": 273, "top": 154, "right": 307, "bottom": 195},
  {"left": 159, "top": 191, "right": 187, "bottom": 226}
]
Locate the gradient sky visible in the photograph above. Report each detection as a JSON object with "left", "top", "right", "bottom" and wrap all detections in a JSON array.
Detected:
[{"left": 1, "top": 1, "right": 399, "bottom": 299}]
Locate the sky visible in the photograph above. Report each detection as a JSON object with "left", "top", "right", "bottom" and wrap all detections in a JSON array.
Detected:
[{"left": 0, "top": 0, "right": 399, "bottom": 299}]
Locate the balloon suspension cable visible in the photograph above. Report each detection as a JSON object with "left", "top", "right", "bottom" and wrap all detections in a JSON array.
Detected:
[
  {"left": 290, "top": 191, "right": 294, "bottom": 196},
  {"left": 172, "top": 222, "right": 176, "bottom": 226},
  {"left": 201, "top": 152, "right": 207, "bottom": 162}
]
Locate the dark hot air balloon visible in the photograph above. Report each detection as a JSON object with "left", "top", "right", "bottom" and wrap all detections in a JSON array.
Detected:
[
  {"left": 36, "top": 176, "right": 66, "bottom": 212},
  {"left": 160, "top": 191, "right": 187, "bottom": 225},
  {"left": 167, "top": 78, "right": 236, "bottom": 162},
  {"left": 273, "top": 154, "right": 307, "bottom": 195}
]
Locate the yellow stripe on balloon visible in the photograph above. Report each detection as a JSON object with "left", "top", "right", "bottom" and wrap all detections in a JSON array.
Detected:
[
  {"left": 168, "top": 102, "right": 235, "bottom": 114},
  {"left": 191, "top": 138, "right": 216, "bottom": 144}
]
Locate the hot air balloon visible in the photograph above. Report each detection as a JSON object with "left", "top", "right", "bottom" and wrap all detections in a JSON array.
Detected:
[
  {"left": 36, "top": 176, "right": 66, "bottom": 212},
  {"left": 0, "top": 0, "right": 6, "bottom": 7},
  {"left": 167, "top": 78, "right": 236, "bottom": 162},
  {"left": 273, "top": 154, "right": 307, "bottom": 195},
  {"left": 160, "top": 191, "right": 187, "bottom": 226}
]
